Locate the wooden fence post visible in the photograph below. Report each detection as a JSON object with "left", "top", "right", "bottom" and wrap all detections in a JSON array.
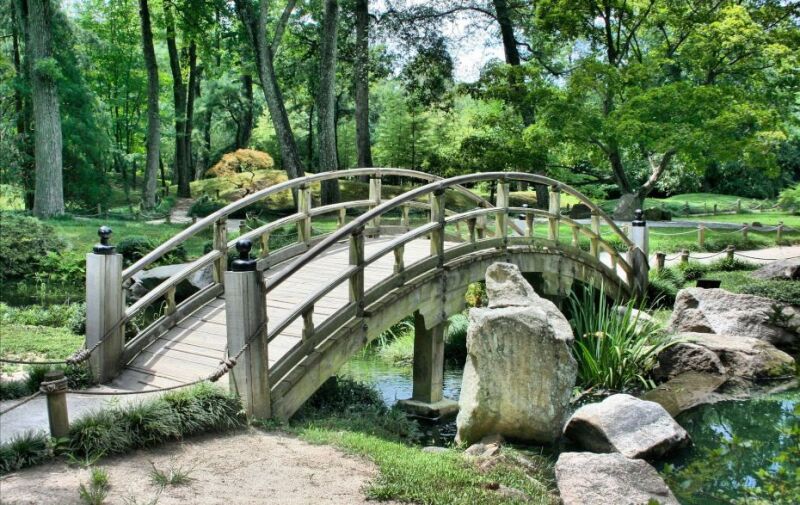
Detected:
[
  {"left": 726, "top": 244, "right": 735, "bottom": 261},
  {"left": 225, "top": 240, "right": 270, "bottom": 419},
  {"left": 42, "top": 370, "right": 69, "bottom": 438},
  {"left": 742, "top": 223, "right": 749, "bottom": 241},
  {"left": 655, "top": 252, "right": 666, "bottom": 271},
  {"left": 590, "top": 211, "right": 601, "bottom": 259},
  {"left": 777, "top": 222, "right": 784, "bottom": 243},
  {"left": 85, "top": 226, "right": 125, "bottom": 383},
  {"left": 680, "top": 249, "right": 690, "bottom": 264},
  {"left": 697, "top": 224, "right": 706, "bottom": 248},
  {"left": 431, "top": 189, "right": 446, "bottom": 263},
  {"left": 548, "top": 185, "right": 561, "bottom": 242}
]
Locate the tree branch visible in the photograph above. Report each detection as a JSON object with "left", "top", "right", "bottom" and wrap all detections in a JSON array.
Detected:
[{"left": 271, "top": 0, "right": 297, "bottom": 55}]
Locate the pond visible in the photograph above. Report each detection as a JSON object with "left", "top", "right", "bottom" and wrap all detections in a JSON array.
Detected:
[{"left": 341, "top": 353, "right": 798, "bottom": 504}]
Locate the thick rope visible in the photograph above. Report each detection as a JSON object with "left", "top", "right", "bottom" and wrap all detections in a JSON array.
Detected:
[{"left": 0, "top": 391, "right": 43, "bottom": 416}]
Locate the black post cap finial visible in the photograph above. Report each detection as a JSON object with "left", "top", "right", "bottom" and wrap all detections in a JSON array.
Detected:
[
  {"left": 93, "top": 226, "right": 115, "bottom": 254},
  {"left": 231, "top": 239, "right": 257, "bottom": 272},
  {"left": 632, "top": 209, "right": 646, "bottom": 227}
]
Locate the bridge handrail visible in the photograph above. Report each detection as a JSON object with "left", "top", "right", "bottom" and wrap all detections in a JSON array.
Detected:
[
  {"left": 262, "top": 172, "right": 634, "bottom": 297},
  {"left": 121, "top": 168, "right": 492, "bottom": 282}
]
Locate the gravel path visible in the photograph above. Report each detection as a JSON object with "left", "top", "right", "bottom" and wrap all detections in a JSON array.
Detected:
[{"left": 0, "top": 429, "right": 390, "bottom": 505}]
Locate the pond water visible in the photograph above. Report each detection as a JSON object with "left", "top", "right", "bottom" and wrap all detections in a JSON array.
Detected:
[{"left": 341, "top": 354, "right": 798, "bottom": 504}]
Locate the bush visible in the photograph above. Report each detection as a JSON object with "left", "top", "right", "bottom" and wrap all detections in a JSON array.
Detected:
[
  {"left": 299, "top": 376, "right": 385, "bottom": 417},
  {"left": 679, "top": 262, "right": 709, "bottom": 281},
  {"left": 708, "top": 257, "right": 759, "bottom": 272},
  {"left": 0, "top": 303, "right": 82, "bottom": 328},
  {"left": 0, "top": 214, "right": 66, "bottom": 282},
  {"left": 647, "top": 268, "right": 684, "bottom": 308},
  {"left": 568, "top": 286, "right": 674, "bottom": 392},
  {"left": 742, "top": 281, "right": 800, "bottom": 306},
  {"left": 205, "top": 149, "right": 274, "bottom": 178},
  {"left": 778, "top": 184, "right": 800, "bottom": 211},
  {"left": 444, "top": 313, "right": 469, "bottom": 364},
  {"left": 188, "top": 197, "right": 227, "bottom": 218},
  {"left": 116, "top": 235, "right": 187, "bottom": 266}
]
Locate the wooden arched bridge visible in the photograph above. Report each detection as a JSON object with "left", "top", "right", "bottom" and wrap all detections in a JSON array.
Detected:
[{"left": 86, "top": 169, "right": 649, "bottom": 419}]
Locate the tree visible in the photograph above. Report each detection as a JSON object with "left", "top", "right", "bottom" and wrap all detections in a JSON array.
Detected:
[
  {"left": 164, "top": 1, "right": 190, "bottom": 197},
  {"left": 26, "top": 0, "right": 64, "bottom": 217},
  {"left": 139, "top": 0, "right": 160, "bottom": 209},
  {"left": 318, "top": 0, "right": 341, "bottom": 204},
  {"left": 353, "top": 0, "right": 373, "bottom": 169},
  {"left": 235, "top": 0, "right": 305, "bottom": 182}
]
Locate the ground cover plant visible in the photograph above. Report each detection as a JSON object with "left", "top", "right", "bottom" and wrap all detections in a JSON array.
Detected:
[{"left": 0, "top": 383, "right": 245, "bottom": 475}]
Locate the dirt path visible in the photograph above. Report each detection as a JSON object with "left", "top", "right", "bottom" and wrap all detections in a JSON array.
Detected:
[{"left": 0, "top": 429, "right": 388, "bottom": 505}]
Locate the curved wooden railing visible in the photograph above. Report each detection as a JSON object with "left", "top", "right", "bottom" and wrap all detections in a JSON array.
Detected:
[
  {"left": 249, "top": 172, "right": 643, "bottom": 401},
  {"left": 118, "top": 168, "right": 508, "bottom": 362}
]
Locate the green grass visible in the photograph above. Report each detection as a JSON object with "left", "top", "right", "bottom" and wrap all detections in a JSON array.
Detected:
[
  {"left": 149, "top": 462, "right": 193, "bottom": 488},
  {"left": 682, "top": 212, "right": 800, "bottom": 228},
  {"left": 0, "top": 324, "right": 84, "bottom": 369},
  {"left": 78, "top": 467, "right": 110, "bottom": 505}
]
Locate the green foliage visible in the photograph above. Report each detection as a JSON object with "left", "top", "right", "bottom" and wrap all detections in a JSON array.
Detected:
[
  {"left": 0, "top": 214, "right": 66, "bottom": 281},
  {"left": 149, "top": 462, "right": 193, "bottom": 488},
  {"left": 188, "top": 197, "right": 227, "bottom": 218},
  {"left": 296, "top": 376, "right": 386, "bottom": 418},
  {"left": 568, "top": 287, "right": 672, "bottom": 392},
  {"left": 742, "top": 281, "right": 800, "bottom": 306},
  {"left": 78, "top": 467, "right": 110, "bottom": 505},
  {"left": 116, "top": 235, "right": 187, "bottom": 266},
  {"left": 778, "top": 184, "right": 800, "bottom": 211},
  {"left": 0, "top": 302, "right": 83, "bottom": 328},
  {"left": 444, "top": 313, "right": 469, "bottom": 364},
  {"left": 0, "top": 431, "right": 53, "bottom": 474},
  {"left": 68, "top": 383, "right": 244, "bottom": 459}
]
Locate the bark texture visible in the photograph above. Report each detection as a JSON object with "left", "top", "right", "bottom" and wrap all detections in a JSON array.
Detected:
[
  {"left": 27, "top": 0, "right": 64, "bottom": 218},
  {"left": 139, "top": 0, "right": 160, "bottom": 209},
  {"left": 165, "top": 3, "right": 190, "bottom": 197},
  {"left": 353, "top": 0, "right": 372, "bottom": 169},
  {"left": 318, "top": 0, "right": 341, "bottom": 204}
]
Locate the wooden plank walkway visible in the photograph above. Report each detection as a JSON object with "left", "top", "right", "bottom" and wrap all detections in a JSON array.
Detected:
[{"left": 112, "top": 237, "right": 438, "bottom": 391}]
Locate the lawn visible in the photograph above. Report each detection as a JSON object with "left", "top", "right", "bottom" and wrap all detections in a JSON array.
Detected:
[
  {"left": 682, "top": 212, "right": 800, "bottom": 228},
  {"left": 0, "top": 325, "right": 84, "bottom": 372}
]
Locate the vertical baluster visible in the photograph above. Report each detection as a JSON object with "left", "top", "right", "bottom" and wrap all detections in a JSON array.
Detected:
[
  {"left": 430, "top": 189, "right": 446, "bottom": 264},
  {"left": 393, "top": 245, "right": 405, "bottom": 274},
  {"left": 590, "top": 211, "right": 601, "bottom": 259},
  {"left": 401, "top": 205, "right": 410, "bottom": 228},
  {"left": 548, "top": 186, "right": 561, "bottom": 242},
  {"left": 213, "top": 218, "right": 228, "bottom": 285},
  {"left": 349, "top": 229, "right": 365, "bottom": 317},
  {"left": 571, "top": 225, "right": 579, "bottom": 248},
  {"left": 259, "top": 231, "right": 270, "bottom": 258},
  {"left": 297, "top": 185, "right": 312, "bottom": 245},
  {"left": 165, "top": 286, "right": 177, "bottom": 315},
  {"left": 467, "top": 217, "right": 477, "bottom": 244},
  {"left": 338, "top": 207, "right": 347, "bottom": 228},
  {"left": 495, "top": 182, "right": 509, "bottom": 241},
  {"left": 302, "top": 304, "right": 314, "bottom": 341},
  {"left": 369, "top": 176, "right": 382, "bottom": 232}
]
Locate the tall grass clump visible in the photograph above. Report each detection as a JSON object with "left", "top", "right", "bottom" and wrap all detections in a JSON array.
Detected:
[
  {"left": 568, "top": 286, "right": 674, "bottom": 392},
  {"left": 0, "top": 431, "right": 53, "bottom": 474},
  {"left": 69, "top": 383, "right": 244, "bottom": 459}
]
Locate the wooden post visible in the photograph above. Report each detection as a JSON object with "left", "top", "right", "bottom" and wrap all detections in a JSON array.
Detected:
[
  {"left": 259, "top": 232, "right": 270, "bottom": 258},
  {"left": 680, "top": 249, "right": 690, "bottom": 264},
  {"left": 85, "top": 227, "right": 124, "bottom": 383},
  {"left": 393, "top": 246, "right": 405, "bottom": 274},
  {"left": 698, "top": 224, "right": 706, "bottom": 248},
  {"left": 42, "top": 370, "right": 69, "bottom": 438},
  {"left": 736, "top": 199, "right": 741, "bottom": 213},
  {"left": 476, "top": 215, "right": 487, "bottom": 239},
  {"left": 777, "top": 222, "right": 784, "bottom": 243},
  {"left": 742, "top": 223, "right": 749, "bottom": 241},
  {"left": 401, "top": 205, "right": 410, "bottom": 228},
  {"left": 239, "top": 220, "right": 247, "bottom": 237},
  {"left": 296, "top": 185, "right": 312, "bottom": 245},
  {"left": 302, "top": 305, "right": 314, "bottom": 341},
  {"left": 225, "top": 240, "right": 270, "bottom": 419},
  {"left": 191, "top": 215, "right": 197, "bottom": 224},
  {"left": 495, "top": 182, "right": 509, "bottom": 241},
  {"left": 411, "top": 311, "right": 444, "bottom": 404},
  {"left": 431, "top": 189, "right": 446, "bottom": 263},
  {"left": 548, "top": 185, "right": 561, "bottom": 242},
  {"left": 467, "top": 218, "right": 477, "bottom": 244},
  {"left": 349, "top": 229, "right": 365, "bottom": 317},
  {"left": 655, "top": 252, "right": 666, "bottom": 271},
  {"left": 590, "top": 211, "right": 601, "bottom": 258},
  {"left": 726, "top": 244, "right": 735, "bottom": 261},
  {"left": 713, "top": 204, "right": 718, "bottom": 215},
  {"left": 338, "top": 207, "right": 347, "bottom": 228},
  {"left": 165, "top": 286, "right": 177, "bottom": 315},
  {"left": 525, "top": 211, "right": 534, "bottom": 238},
  {"left": 571, "top": 225, "right": 579, "bottom": 248},
  {"left": 213, "top": 218, "right": 228, "bottom": 285},
  {"left": 368, "top": 176, "right": 382, "bottom": 231}
]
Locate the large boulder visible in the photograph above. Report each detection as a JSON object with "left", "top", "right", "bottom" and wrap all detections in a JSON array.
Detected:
[
  {"left": 644, "top": 207, "right": 672, "bottom": 221},
  {"left": 568, "top": 203, "right": 592, "bottom": 219},
  {"left": 563, "top": 394, "right": 690, "bottom": 459},
  {"left": 455, "top": 263, "right": 577, "bottom": 444},
  {"left": 667, "top": 288, "right": 798, "bottom": 347},
  {"left": 128, "top": 263, "right": 213, "bottom": 302},
  {"left": 555, "top": 452, "right": 679, "bottom": 505},
  {"left": 613, "top": 193, "right": 642, "bottom": 221},
  {"left": 752, "top": 258, "right": 800, "bottom": 281},
  {"left": 655, "top": 333, "right": 795, "bottom": 381}
]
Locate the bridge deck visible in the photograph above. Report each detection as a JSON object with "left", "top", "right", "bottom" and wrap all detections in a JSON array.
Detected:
[{"left": 112, "top": 237, "right": 439, "bottom": 390}]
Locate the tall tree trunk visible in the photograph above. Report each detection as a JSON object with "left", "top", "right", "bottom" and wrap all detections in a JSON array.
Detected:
[
  {"left": 306, "top": 103, "right": 314, "bottom": 167},
  {"left": 195, "top": 77, "right": 211, "bottom": 179},
  {"left": 12, "top": 0, "right": 35, "bottom": 210},
  {"left": 492, "top": 0, "right": 549, "bottom": 208},
  {"left": 140, "top": 0, "right": 160, "bottom": 209},
  {"left": 235, "top": 0, "right": 304, "bottom": 182},
  {"left": 185, "top": 41, "right": 198, "bottom": 180},
  {"left": 165, "top": 3, "right": 190, "bottom": 197},
  {"left": 27, "top": 0, "right": 63, "bottom": 218},
  {"left": 236, "top": 73, "right": 254, "bottom": 148},
  {"left": 354, "top": 0, "right": 372, "bottom": 169},
  {"left": 318, "top": 0, "right": 340, "bottom": 204}
]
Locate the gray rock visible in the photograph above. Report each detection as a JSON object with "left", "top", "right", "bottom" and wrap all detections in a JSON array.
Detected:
[
  {"left": 484, "top": 262, "right": 537, "bottom": 308},
  {"left": 568, "top": 203, "right": 592, "bottom": 219},
  {"left": 667, "top": 288, "right": 798, "bottom": 347},
  {"left": 555, "top": 452, "right": 679, "bottom": 505},
  {"left": 657, "top": 333, "right": 795, "bottom": 381},
  {"left": 643, "top": 372, "right": 729, "bottom": 417},
  {"left": 613, "top": 193, "right": 642, "bottom": 221},
  {"left": 752, "top": 257, "right": 800, "bottom": 281},
  {"left": 456, "top": 263, "right": 577, "bottom": 445},
  {"left": 563, "top": 394, "right": 690, "bottom": 459},
  {"left": 129, "top": 263, "right": 214, "bottom": 302}
]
